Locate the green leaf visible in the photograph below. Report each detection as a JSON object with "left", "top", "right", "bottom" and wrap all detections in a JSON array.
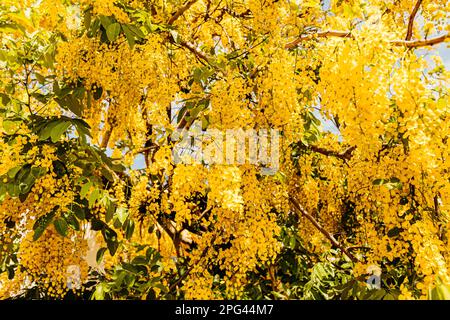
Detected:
[
  {"left": 84, "top": 9, "right": 92, "bottom": 30},
  {"left": 127, "top": 24, "right": 145, "bottom": 38},
  {"left": 88, "top": 18, "right": 101, "bottom": 37},
  {"left": 170, "top": 30, "right": 180, "bottom": 44},
  {"left": 430, "top": 281, "right": 450, "bottom": 300},
  {"left": 105, "top": 202, "right": 115, "bottom": 223},
  {"left": 131, "top": 255, "right": 147, "bottom": 265},
  {"left": 177, "top": 106, "right": 187, "bottom": 124},
  {"left": 106, "top": 23, "right": 121, "bottom": 42},
  {"left": 0, "top": 93, "right": 11, "bottom": 106},
  {"left": 66, "top": 95, "right": 84, "bottom": 117},
  {"left": 0, "top": 185, "right": 6, "bottom": 202},
  {"left": 2, "top": 119, "right": 21, "bottom": 134},
  {"left": 369, "top": 289, "right": 387, "bottom": 300},
  {"left": 72, "top": 204, "right": 86, "bottom": 220},
  {"left": 42, "top": 51, "right": 55, "bottom": 68},
  {"left": 193, "top": 68, "right": 202, "bottom": 83},
  {"left": 92, "top": 282, "right": 107, "bottom": 300},
  {"left": 80, "top": 181, "right": 92, "bottom": 199},
  {"left": 6, "top": 183, "right": 20, "bottom": 197},
  {"left": 50, "top": 120, "right": 71, "bottom": 142},
  {"left": 383, "top": 293, "right": 396, "bottom": 300},
  {"left": 116, "top": 207, "right": 128, "bottom": 224},
  {"left": 111, "top": 162, "right": 126, "bottom": 172},
  {"left": 101, "top": 166, "right": 114, "bottom": 182},
  {"left": 30, "top": 166, "right": 46, "bottom": 179},
  {"left": 31, "top": 92, "right": 51, "bottom": 104},
  {"left": 96, "top": 247, "right": 107, "bottom": 264},
  {"left": 201, "top": 115, "right": 209, "bottom": 130},
  {"left": 372, "top": 177, "right": 402, "bottom": 190},
  {"left": 125, "top": 219, "right": 135, "bottom": 240},
  {"left": 274, "top": 171, "right": 287, "bottom": 184},
  {"left": 33, "top": 211, "right": 56, "bottom": 241},
  {"left": 16, "top": 165, "right": 35, "bottom": 194},
  {"left": 54, "top": 95, "right": 83, "bottom": 117},
  {"left": 121, "top": 24, "right": 135, "bottom": 47},
  {"left": 35, "top": 73, "right": 46, "bottom": 84},
  {"left": 38, "top": 120, "right": 59, "bottom": 141},
  {"left": 122, "top": 263, "right": 138, "bottom": 274},
  {"left": 385, "top": 177, "right": 402, "bottom": 190},
  {"left": 99, "top": 15, "right": 112, "bottom": 29},
  {"left": 71, "top": 118, "right": 91, "bottom": 131},
  {"left": 7, "top": 166, "right": 21, "bottom": 179},
  {"left": 64, "top": 212, "right": 80, "bottom": 231},
  {"left": 54, "top": 217, "right": 68, "bottom": 237},
  {"left": 289, "top": 235, "right": 296, "bottom": 249},
  {"left": 89, "top": 188, "right": 100, "bottom": 207},
  {"left": 87, "top": 90, "right": 92, "bottom": 110},
  {"left": 91, "top": 218, "right": 106, "bottom": 231},
  {"left": 102, "top": 227, "right": 118, "bottom": 255},
  {"left": 72, "top": 118, "right": 92, "bottom": 144}
]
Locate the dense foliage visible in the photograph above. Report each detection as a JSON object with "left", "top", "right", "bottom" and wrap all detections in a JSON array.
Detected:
[{"left": 0, "top": 0, "right": 449, "bottom": 300}]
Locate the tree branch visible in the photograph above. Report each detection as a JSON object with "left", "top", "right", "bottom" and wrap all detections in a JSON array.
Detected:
[
  {"left": 297, "top": 143, "right": 356, "bottom": 161},
  {"left": 21, "top": 63, "right": 36, "bottom": 115},
  {"left": 167, "top": 29, "right": 214, "bottom": 67},
  {"left": 178, "top": 39, "right": 210, "bottom": 63},
  {"left": 221, "top": 7, "right": 252, "bottom": 19},
  {"left": 391, "top": 33, "right": 449, "bottom": 47},
  {"left": 100, "top": 127, "right": 112, "bottom": 149},
  {"left": 167, "top": 234, "right": 216, "bottom": 293},
  {"left": 285, "top": 30, "right": 353, "bottom": 49},
  {"left": 196, "top": 207, "right": 211, "bottom": 223},
  {"left": 156, "top": 215, "right": 194, "bottom": 259},
  {"left": 285, "top": 31, "right": 449, "bottom": 49},
  {"left": 134, "top": 145, "right": 158, "bottom": 154},
  {"left": 405, "top": 0, "right": 423, "bottom": 40},
  {"left": 310, "top": 145, "right": 356, "bottom": 160},
  {"left": 168, "top": 0, "right": 199, "bottom": 25},
  {"left": 289, "top": 196, "right": 357, "bottom": 262}
]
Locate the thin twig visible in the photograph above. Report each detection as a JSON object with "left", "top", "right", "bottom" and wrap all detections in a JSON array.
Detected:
[
  {"left": 285, "top": 31, "right": 449, "bottom": 49},
  {"left": 178, "top": 39, "right": 213, "bottom": 67},
  {"left": 168, "top": 0, "right": 199, "bottom": 25},
  {"left": 289, "top": 197, "right": 358, "bottom": 262},
  {"left": 134, "top": 145, "right": 158, "bottom": 154},
  {"left": 285, "top": 30, "right": 353, "bottom": 49},
  {"left": 221, "top": 7, "right": 252, "bottom": 19},
  {"left": 100, "top": 127, "right": 112, "bottom": 149},
  {"left": 168, "top": 234, "right": 216, "bottom": 292},
  {"left": 297, "top": 143, "right": 356, "bottom": 161},
  {"left": 196, "top": 207, "right": 211, "bottom": 222},
  {"left": 23, "top": 65, "right": 33, "bottom": 115}
]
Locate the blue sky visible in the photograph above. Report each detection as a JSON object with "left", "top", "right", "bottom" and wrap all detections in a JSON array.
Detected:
[{"left": 436, "top": 43, "right": 450, "bottom": 69}]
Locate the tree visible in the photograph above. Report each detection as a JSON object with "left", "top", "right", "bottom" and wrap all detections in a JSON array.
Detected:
[{"left": 0, "top": 0, "right": 449, "bottom": 300}]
